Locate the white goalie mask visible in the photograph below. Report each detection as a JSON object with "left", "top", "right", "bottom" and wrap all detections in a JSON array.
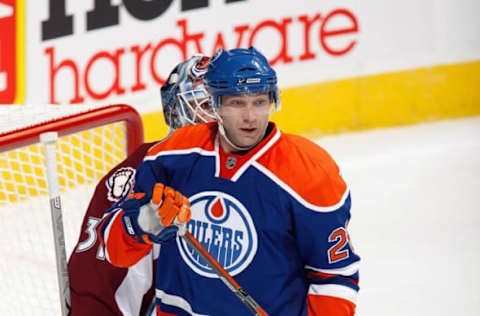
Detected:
[{"left": 161, "top": 55, "right": 216, "bottom": 129}]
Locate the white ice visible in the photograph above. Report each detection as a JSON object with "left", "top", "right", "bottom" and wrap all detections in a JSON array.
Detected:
[
  {"left": 1, "top": 116, "right": 479, "bottom": 315},
  {"left": 316, "top": 116, "right": 480, "bottom": 316}
]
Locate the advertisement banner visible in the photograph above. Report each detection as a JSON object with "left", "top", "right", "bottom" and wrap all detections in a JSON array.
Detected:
[
  {"left": 0, "top": 0, "right": 22, "bottom": 103},
  {"left": 32, "top": 0, "right": 361, "bottom": 109},
  {"left": 2, "top": 0, "right": 480, "bottom": 136}
]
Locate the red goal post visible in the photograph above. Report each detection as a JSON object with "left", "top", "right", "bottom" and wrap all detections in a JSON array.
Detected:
[
  {"left": 0, "top": 104, "right": 144, "bottom": 315},
  {"left": 0, "top": 104, "right": 144, "bottom": 203},
  {"left": 0, "top": 103, "right": 144, "bottom": 154}
]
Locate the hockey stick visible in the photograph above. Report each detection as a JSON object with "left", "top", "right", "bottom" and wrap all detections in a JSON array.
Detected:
[
  {"left": 41, "top": 132, "right": 71, "bottom": 316},
  {"left": 180, "top": 231, "right": 268, "bottom": 316}
]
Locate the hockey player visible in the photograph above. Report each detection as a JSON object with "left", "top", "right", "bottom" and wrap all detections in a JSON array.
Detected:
[
  {"left": 99, "top": 47, "right": 360, "bottom": 315},
  {"left": 67, "top": 54, "right": 214, "bottom": 315}
]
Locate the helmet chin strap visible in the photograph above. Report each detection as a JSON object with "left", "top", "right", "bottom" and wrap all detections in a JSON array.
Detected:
[{"left": 214, "top": 112, "right": 256, "bottom": 152}]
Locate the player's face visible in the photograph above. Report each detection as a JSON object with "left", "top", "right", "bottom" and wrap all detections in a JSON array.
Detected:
[{"left": 218, "top": 93, "right": 271, "bottom": 152}]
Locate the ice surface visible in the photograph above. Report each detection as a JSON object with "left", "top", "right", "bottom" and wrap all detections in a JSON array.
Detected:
[{"left": 316, "top": 117, "right": 480, "bottom": 316}]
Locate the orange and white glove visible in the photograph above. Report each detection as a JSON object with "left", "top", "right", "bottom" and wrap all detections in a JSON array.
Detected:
[{"left": 122, "top": 183, "right": 191, "bottom": 244}]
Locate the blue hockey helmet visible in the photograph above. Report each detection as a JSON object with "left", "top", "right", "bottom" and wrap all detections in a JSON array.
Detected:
[
  {"left": 205, "top": 47, "right": 280, "bottom": 110},
  {"left": 161, "top": 55, "right": 215, "bottom": 129}
]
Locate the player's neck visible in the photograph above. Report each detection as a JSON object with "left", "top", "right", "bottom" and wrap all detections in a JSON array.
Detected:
[
  {"left": 219, "top": 123, "right": 274, "bottom": 155},
  {"left": 219, "top": 135, "right": 253, "bottom": 155}
]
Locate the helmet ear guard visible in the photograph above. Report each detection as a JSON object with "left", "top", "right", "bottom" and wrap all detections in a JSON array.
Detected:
[{"left": 205, "top": 47, "right": 281, "bottom": 112}]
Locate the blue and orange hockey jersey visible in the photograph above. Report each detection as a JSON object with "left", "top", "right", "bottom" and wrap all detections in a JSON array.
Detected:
[{"left": 99, "top": 122, "right": 360, "bottom": 315}]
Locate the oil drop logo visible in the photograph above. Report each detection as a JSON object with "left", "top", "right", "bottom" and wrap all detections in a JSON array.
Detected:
[{"left": 177, "top": 191, "right": 258, "bottom": 278}]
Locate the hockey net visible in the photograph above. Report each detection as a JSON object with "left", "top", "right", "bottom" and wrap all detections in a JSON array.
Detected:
[{"left": 0, "top": 104, "right": 144, "bottom": 315}]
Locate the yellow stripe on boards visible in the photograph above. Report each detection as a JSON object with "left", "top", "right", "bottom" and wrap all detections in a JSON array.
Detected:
[
  {"left": 142, "top": 59, "right": 480, "bottom": 142},
  {"left": 272, "top": 59, "right": 480, "bottom": 137},
  {"left": 142, "top": 111, "right": 169, "bottom": 143}
]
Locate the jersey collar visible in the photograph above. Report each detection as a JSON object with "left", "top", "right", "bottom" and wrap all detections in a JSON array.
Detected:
[{"left": 214, "top": 122, "right": 281, "bottom": 181}]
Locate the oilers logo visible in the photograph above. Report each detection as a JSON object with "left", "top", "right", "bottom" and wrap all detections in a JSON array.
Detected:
[{"left": 177, "top": 191, "right": 258, "bottom": 278}]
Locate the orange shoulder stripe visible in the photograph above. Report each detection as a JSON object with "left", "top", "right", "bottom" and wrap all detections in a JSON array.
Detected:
[
  {"left": 257, "top": 133, "right": 347, "bottom": 208},
  {"left": 147, "top": 122, "right": 217, "bottom": 157}
]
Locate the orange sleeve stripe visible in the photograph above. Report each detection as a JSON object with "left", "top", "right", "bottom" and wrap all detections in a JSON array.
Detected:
[
  {"left": 307, "top": 270, "right": 337, "bottom": 279},
  {"left": 306, "top": 271, "right": 359, "bottom": 286},
  {"left": 104, "top": 210, "right": 152, "bottom": 268},
  {"left": 257, "top": 133, "right": 347, "bottom": 207},
  {"left": 307, "top": 295, "right": 356, "bottom": 316},
  {"left": 147, "top": 123, "right": 216, "bottom": 157}
]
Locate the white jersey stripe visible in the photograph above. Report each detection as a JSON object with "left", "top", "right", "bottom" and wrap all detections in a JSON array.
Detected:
[
  {"left": 143, "top": 147, "right": 216, "bottom": 161},
  {"left": 115, "top": 250, "right": 154, "bottom": 316},
  {"left": 214, "top": 135, "right": 220, "bottom": 178},
  {"left": 230, "top": 128, "right": 281, "bottom": 182},
  {"left": 252, "top": 161, "right": 350, "bottom": 213},
  {"left": 305, "top": 261, "right": 360, "bottom": 276},
  {"left": 156, "top": 289, "right": 208, "bottom": 316},
  {"left": 308, "top": 283, "right": 358, "bottom": 304}
]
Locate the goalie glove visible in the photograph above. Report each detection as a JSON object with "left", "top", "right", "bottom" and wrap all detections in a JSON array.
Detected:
[{"left": 121, "top": 183, "right": 191, "bottom": 244}]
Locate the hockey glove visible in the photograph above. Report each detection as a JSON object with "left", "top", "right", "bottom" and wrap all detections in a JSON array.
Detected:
[{"left": 121, "top": 183, "right": 191, "bottom": 244}]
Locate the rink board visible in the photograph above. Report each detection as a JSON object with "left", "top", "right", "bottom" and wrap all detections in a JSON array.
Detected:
[{"left": 142, "top": 59, "right": 480, "bottom": 141}]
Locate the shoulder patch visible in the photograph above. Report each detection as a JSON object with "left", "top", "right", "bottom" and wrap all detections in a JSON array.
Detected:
[{"left": 105, "top": 167, "right": 136, "bottom": 202}]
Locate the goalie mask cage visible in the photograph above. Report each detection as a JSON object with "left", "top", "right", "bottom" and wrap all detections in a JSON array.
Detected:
[{"left": 0, "top": 104, "right": 144, "bottom": 315}]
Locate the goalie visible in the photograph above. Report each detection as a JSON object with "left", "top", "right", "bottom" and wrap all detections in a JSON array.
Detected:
[{"left": 67, "top": 54, "right": 215, "bottom": 315}]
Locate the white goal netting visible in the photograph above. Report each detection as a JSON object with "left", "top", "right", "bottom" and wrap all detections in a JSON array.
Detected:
[{"left": 0, "top": 105, "right": 143, "bottom": 315}]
